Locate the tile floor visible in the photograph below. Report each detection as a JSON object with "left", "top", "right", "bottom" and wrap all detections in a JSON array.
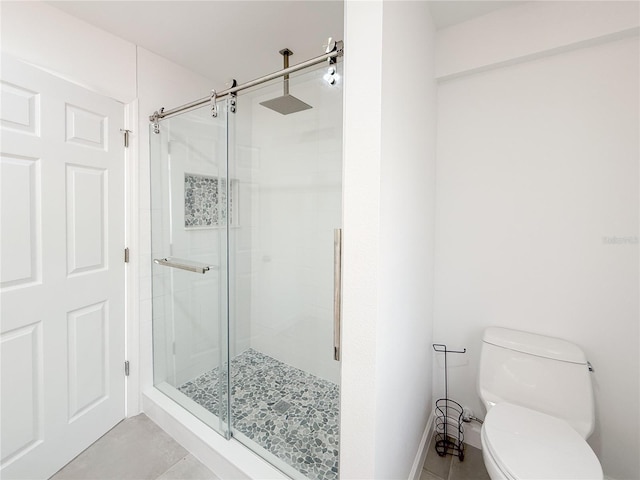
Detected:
[
  {"left": 178, "top": 349, "right": 339, "bottom": 480},
  {"left": 52, "top": 410, "right": 490, "bottom": 480},
  {"left": 51, "top": 414, "right": 217, "bottom": 480},
  {"left": 420, "top": 435, "right": 490, "bottom": 480}
]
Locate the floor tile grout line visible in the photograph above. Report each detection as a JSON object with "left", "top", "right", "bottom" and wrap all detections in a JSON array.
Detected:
[{"left": 155, "top": 453, "right": 190, "bottom": 480}]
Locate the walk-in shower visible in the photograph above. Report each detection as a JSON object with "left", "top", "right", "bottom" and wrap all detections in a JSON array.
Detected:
[{"left": 149, "top": 40, "right": 344, "bottom": 480}]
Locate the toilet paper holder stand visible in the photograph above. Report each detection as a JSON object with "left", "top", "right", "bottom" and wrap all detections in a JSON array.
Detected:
[{"left": 433, "top": 343, "right": 467, "bottom": 461}]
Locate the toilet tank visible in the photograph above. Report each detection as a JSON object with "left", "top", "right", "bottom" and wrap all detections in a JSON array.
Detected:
[{"left": 478, "top": 327, "right": 595, "bottom": 438}]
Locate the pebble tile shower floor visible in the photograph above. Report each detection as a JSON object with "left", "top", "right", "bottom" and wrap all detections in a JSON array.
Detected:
[{"left": 178, "top": 349, "right": 339, "bottom": 480}]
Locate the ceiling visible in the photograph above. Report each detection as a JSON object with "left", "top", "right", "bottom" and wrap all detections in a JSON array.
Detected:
[
  {"left": 49, "top": 1, "right": 345, "bottom": 88},
  {"left": 48, "top": 1, "right": 523, "bottom": 87},
  {"left": 428, "top": 1, "right": 524, "bottom": 29}
]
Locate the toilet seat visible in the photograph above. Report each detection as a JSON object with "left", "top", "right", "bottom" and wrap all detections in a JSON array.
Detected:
[{"left": 482, "top": 403, "right": 603, "bottom": 480}]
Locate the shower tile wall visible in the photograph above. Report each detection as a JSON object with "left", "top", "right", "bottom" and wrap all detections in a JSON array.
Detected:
[{"left": 179, "top": 349, "right": 339, "bottom": 480}]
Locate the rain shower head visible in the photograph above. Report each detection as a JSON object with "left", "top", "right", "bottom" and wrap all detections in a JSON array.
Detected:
[
  {"left": 260, "top": 94, "right": 312, "bottom": 115},
  {"left": 260, "top": 48, "right": 312, "bottom": 115}
]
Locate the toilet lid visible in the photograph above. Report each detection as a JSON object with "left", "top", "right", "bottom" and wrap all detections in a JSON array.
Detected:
[{"left": 483, "top": 403, "right": 603, "bottom": 480}]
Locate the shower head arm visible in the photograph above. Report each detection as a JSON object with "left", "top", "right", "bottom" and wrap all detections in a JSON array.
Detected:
[{"left": 279, "top": 48, "right": 293, "bottom": 95}]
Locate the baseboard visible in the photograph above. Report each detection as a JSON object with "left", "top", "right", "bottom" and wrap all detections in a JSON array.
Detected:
[
  {"left": 409, "top": 410, "right": 435, "bottom": 480},
  {"left": 462, "top": 420, "right": 482, "bottom": 450}
]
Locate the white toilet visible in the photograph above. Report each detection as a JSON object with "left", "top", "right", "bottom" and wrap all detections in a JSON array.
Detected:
[{"left": 478, "top": 327, "right": 603, "bottom": 480}]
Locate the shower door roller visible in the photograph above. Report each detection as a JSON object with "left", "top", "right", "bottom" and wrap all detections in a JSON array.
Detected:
[{"left": 334, "top": 228, "right": 342, "bottom": 361}]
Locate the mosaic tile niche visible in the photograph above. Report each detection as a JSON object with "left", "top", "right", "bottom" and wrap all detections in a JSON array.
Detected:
[
  {"left": 184, "top": 173, "right": 236, "bottom": 228},
  {"left": 178, "top": 349, "right": 340, "bottom": 480}
]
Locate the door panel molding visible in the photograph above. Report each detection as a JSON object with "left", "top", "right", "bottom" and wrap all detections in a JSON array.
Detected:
[{"left": 0, "top": 54, "right": 126, "bottom": 480}]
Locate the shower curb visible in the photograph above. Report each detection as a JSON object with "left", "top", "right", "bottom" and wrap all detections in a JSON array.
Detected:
[{"left": 143, "top": 388, "right": 288, "bottom": 480}]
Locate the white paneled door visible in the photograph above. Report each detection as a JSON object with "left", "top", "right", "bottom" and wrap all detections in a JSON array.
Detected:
[{"left": 0, "top": 56, "right": 126, "bottom": 479}]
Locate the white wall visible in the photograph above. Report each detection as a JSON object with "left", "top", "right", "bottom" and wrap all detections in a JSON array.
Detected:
[
  {"left": 340, "top": 1, "right": 437, "bottom": 478},
  {"left": 434, "top": 3, "right": 639, "bottom": 479},
  {"left": 436, "top": 1, "right": 640, "bottom": 81},
  {"left": 0, "top": 1, "right": 136, "bottom": 102},
  {"left": 340, "top": 1, "right": 383, "bottom": 475},
  {"left": 375, "top": 1, "right": 437, "bottom": 477}
]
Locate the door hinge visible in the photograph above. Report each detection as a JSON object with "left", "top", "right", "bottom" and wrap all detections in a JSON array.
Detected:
[
  {"left": 124, "top": 247, "right": 130, "bottom": 263},
  {"left": 120, "top": 129, "right": 131, "bottom": 148},
  {"left": 124, "top": 360, "right": 130, "bottom": 376}
]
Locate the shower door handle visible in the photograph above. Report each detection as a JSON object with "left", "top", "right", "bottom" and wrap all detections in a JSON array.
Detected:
[
  {"left": 333, "top": 229, "right": 342, "bottom": 361},
  {"left": 153, "top": 257, "right": 212, "bottom": 274}
]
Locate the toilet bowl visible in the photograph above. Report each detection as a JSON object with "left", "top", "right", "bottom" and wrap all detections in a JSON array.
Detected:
[
  {"left": 481, "top": 403, "right": 602, "bottom": 480},
  {"left": 478, "top": 327, "right": 603, "bottom": 480}
]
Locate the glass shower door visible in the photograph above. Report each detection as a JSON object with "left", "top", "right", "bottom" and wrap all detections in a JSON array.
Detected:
[
  {"left": 227, "top": 61, "right": 343, "bottom": 479},
  {"left": 150, "top": 103, "right": 230, "bottom": 437},
  {"left": 149, "top": 59, "right": 343, "bottom": 480}
]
